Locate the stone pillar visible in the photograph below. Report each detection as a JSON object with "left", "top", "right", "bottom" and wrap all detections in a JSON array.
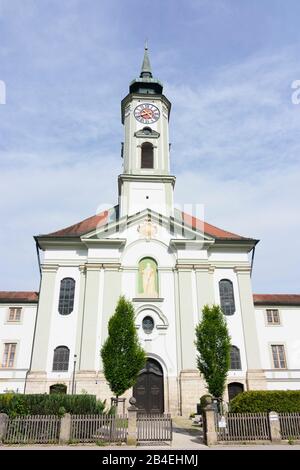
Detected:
[
  {"left": 29, "top": 264, "right": 58, "bottom": 372},
  {"left": 195, "top": 265, "right": 215, "bottom": 319},
  {"left": 269, "top": 411, "right": 281, "bottom": 442},
  {"left": 127, "top": 397, "right": 138, "bottom": 446},
  {"left": 59, "top": 413, "right": 71, "bottom": 444},
  {"left": 203, "top": 400, "right": 218, "bottom": 446},
  {"left": 0, "top": 413, "right": 9, "bottom": 443},
  {"left": 235, "top": 267, "right": 266, "bottom": 389},
  {"left": 79, "top": 263, "right": 102, "bottom": 371}
]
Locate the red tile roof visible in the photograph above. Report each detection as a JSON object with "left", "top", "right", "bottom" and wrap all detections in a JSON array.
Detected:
[
  {"left": 46, "top": 210, "right": 109, "bottom": 237},
  {"left": 253, "top": 294, "right": 300, "bottom": 306},
  {"left": 181, "top": 212, "right": 248, "bottom": 240},
  {"left": 0, "top": 291, "right": 39, "bottom": 303},
  {"left": 41, "top": 208, "right": 250, "bottom": 241}
]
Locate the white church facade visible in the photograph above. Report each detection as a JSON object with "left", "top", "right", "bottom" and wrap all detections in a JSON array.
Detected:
[{"left": 1, "top": 48, "right": 299, "bottom": 416}]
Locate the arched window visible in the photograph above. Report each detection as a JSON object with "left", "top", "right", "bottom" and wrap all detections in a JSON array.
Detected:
[
  {"left": 230, "top": 346, "right": 241, "bottom": 370},
  {"left": 52, "top": 346, "right": 70, "bottom": 371},
  {"left": 142, "top": 127, "right": 152, "bottom": 135},
  {"left": 228, "top": 382, "right": 244, "bottom": 401},
  {"left": 219, "top": 279, "right": 235, "bottom": 315},
  {"left": 141, "top": 142, "right": 154, "bottom": 169},
  {"left": 58, "top": 278, "right": 75, "bottom": 315},
  {"left": 142, "top": 316, "right": 154, "bottom": 334},
  {"left": 138, "top": 258, "right": 158, "bottom": 298}
]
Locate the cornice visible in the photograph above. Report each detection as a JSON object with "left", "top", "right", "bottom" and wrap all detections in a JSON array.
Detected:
[
  {"left": 41, "top": 264, "right": 59, "bottom": 274},
  {"left": 234, "top": 266, "right": 252, "bottom": 275},
  {"left": 118, "top": 173, "right": 176, "bottom": 186},
  {"left": 81, "top": 238, "right": 126, "bottom": 248}
]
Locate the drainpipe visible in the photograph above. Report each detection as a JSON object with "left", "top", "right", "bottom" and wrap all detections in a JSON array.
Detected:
[
  {"left": 250, "top": 246, "right": 256, "bottom": 278},
  {"left": 24, "top": 237, "right": 42, "bottom": 394}
]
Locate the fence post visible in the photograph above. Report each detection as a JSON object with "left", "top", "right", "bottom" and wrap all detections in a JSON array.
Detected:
[
  {"left": 0, "top": 413, "right": 9, "bottom": 443},
  {"left": 59, "top": 413, "right": 71, "bottom": 444},
  {"left": 127, "top": 397, "right": 138, "bottom": 446},
  {"left": 269, "top": 411, "right": 281, "bottom": 442},
  {"left": 203, "top": 398, "right": 218, "bottom": 446}
]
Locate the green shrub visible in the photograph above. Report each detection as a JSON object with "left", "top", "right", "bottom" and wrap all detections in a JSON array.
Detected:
[
  {"left": 230, "top": 390, "right": 300, "bottom": 413},
  {"left": 0, "top": 393, "right": 106, "bottom": 417}
]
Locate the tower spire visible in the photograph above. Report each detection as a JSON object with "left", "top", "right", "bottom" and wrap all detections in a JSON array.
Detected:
[
  {"left": 140, "top": 41, "right": 152, "bottom": 78},
  {"left": 128, "top": 43, "right": 163, "bottom": 95}
]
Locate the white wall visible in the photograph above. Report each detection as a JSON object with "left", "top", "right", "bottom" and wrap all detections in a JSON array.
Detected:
[
  {"left": 255, "top": 305, "right": 300, "bottom": 390},
  {"left": 0, "top": 304, "right": 37, "bottom": 393},
  {"left": 213, "top": 268, "right": 247, "bottom": 380},
  {"left": 46, "top": 267, "right": 81, "bottom": 379}
]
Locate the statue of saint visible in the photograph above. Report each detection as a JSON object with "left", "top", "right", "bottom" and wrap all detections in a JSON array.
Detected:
[{"left": 142, "top": 262, "right": 157, "bottom": 297}]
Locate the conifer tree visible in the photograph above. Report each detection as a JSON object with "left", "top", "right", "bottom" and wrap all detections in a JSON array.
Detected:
[
  {"left": 195, "top": 305, "right": 231, "bottom": 399},
  {"left": 101, "top": 296, "right": 146, "bottom": 398}
]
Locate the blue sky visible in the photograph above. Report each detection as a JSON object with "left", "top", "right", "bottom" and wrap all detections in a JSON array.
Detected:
[{"left": 0, "top": 0, "right": 299, "bottom": 293}]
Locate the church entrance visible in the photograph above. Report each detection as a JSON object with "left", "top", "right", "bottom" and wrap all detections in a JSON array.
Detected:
[{"left": 133, "top": 358, "right": 164, "bottom": 414}]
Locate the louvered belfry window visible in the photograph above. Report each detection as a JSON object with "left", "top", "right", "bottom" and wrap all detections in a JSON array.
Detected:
[
  {"left": 58, "top": 278, "right": 75, "bottom": 315},
  {"left": 141, "top": 142, "right": 154, "bottom": 168}
]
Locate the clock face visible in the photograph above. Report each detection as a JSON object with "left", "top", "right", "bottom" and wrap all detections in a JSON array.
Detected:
[{"left": 134, "top": 103, "right": 160, "bottom": 124}]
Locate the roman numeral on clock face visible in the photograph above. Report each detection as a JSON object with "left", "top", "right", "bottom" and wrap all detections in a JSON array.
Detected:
[{"left": 134, "top": 103, "right": 160, "bottom": 124}]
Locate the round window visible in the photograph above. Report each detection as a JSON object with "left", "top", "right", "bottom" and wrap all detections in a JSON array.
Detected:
[{"left": 142, "top": 316, "right": 154, "bottom": 334}]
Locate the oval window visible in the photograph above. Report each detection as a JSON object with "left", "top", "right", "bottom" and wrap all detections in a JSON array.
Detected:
[{"left": 142, "top": 316, "right": 154, "bottom": 334}]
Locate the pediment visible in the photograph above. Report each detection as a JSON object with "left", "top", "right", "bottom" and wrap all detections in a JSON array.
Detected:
[
  {"left": 134, "top": 127, "right": 160, "bottom": 139},
  {"left": 80, "top": 208, "right": 214, "bottom": 245}
]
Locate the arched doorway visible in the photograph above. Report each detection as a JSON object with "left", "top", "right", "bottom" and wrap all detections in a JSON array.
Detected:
[
  {"left": 133, "top": 358, "right": 164, "bottom": 413},
  {"left": 49, "top": 383, "right": 67, "bottom": 394},
  {"left": 228, "top": 382, "right": 244, "bottom": 401}
]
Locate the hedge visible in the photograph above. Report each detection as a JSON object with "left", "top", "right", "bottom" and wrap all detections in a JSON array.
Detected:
[
  {"left": 229, "top": 390, "right": 300, "bottom": 413},
  {"left": 0, "top": 393, "right": 106, "bottom": 417}
]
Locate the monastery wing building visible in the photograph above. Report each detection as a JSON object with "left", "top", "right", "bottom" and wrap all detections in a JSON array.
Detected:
[{"left": 1, "top": 48, "right": 299, "bottom": 416}]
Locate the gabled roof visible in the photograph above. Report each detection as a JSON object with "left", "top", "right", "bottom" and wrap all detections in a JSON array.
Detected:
[
  {"left": 44, "top": 210, "right": 109, "bottom": 237},
  {"left": 0, "top": 291, "right": 39, "bottom": 303},
  {"left": 181, "top": 212, "right": 249, "bottom": 241},
  {"left": 38, "top": 206, "right": 253, "bottom": 242},
  {"left": 253, "top": 294, "right": 300, "bottom": 306}
]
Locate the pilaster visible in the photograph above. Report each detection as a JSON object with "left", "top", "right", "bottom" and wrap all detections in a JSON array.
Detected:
[
  {"left": 30, "top": 264, "right": 58, "bottom": 371},
  {"left": 235, "top": 266, "right": 267, "bottom": 387},
  {"left": 176, "top": 266, "right": 197, "bottom": 370},
  {"left": 79, "top": 263, "right": 102, "bottom": 371},
  {"left": 74, "top": 265, "right": 87, "bottom": 371},
  {"left": 194, "top": 265, "right": 215, "bottom": 318},
  {"left": 100, "top": 264, "right": 122, "bottom": 365}
]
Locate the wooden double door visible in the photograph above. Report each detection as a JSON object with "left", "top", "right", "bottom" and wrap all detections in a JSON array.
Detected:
[{"left": 133, "top": 358, "right": 164, "bottom": 414}]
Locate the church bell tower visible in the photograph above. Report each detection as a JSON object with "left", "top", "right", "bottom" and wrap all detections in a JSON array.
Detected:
[{"left": 119, "top": 45, "right": 175, "bottom": 218}]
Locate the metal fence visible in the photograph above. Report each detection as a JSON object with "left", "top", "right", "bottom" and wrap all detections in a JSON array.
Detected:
[
  {"left": 216, "top": 413, "right": 271, "bottom": 442},
  {"left": 137, "top": 414, "right": 172, "bottom": 443},
  {"left": 4, "top": 415, "right": 60, "bottom": 444},
  {"left": 279, "top": 413, "right": 300, "bottom": 440},
  {"left": 70, "top": 414, "right": 128, "bottom": 443}
]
